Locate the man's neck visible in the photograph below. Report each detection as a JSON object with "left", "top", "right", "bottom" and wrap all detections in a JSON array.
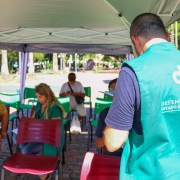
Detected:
[{"left": 143, "top": 38, "right": 167, "bottom": 52}]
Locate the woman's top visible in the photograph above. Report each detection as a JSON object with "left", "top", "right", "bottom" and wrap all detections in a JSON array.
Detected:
[{"left": 35, "top": 101, "right": 64, "bottom": 156}]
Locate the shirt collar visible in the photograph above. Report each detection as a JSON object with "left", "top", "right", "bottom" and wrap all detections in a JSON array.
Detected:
[{"left": 143, "top": 38, "right": 168, "bottom": 52}]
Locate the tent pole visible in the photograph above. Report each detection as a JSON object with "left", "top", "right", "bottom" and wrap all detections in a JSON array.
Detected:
[
  {"left": 60, "top": 53, "right": 63, "bottom": 74},
  {"left": 19, "top": 52, "right": 21, "bottom": 75},
  {"left": 75, "top": 53, "right": 77, "bottom": 72},
  {"left": 20, "top": 52, "right": 29, "bottom": 104}
]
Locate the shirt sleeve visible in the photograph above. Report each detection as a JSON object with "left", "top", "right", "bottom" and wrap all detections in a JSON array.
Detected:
[
  {"left": 78, "top": 82, "right": 85, "bottom": 93},
  {"left": 51, "top": 106, "right": 61, "bottom": 119},
  {"left": 95, "top": 107, "right": 110, "bottom": 138},
  {"left": 105, "top": 67, "right": 137, "bottom": 131},
  {"left": 0, "top": 102, "right": 7, "bottom": 116},
  {"left": 60, "top": 83, "right": 66, "bottom": 94}
]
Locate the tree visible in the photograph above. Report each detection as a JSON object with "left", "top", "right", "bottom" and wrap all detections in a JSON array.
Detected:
[
  {"left": 177, "top": 19, "right": 180, "bottom": 49},
  {"left": 28, "top": 53, "right": 34, "bottom": 74},
  {"left": 7, "top": 51, "right": 18, "bottom": 71},
  {"left": 102, "top": 55, "right": 126, "bottom": 64},
  {"left": 33, "top": 53, "right": 45, "bottom": 62},
  {"left": 1, "top": 50, "right": 9, "bottom": 78},
  {"left": 52, "top": 53, "right": 58, "bottom": 72}
]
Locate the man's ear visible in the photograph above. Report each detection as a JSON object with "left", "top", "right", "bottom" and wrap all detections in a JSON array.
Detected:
[
  {"left": 131, "top": 36, "right": 140, "bottom": 46},
  {"left": 131, "top": 35, "right": 143, "bottom": 56},
  {"left": 166, "top": 32, "right": 170, "bottom": 42}
]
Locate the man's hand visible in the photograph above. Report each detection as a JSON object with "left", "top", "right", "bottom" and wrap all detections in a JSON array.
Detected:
[{"left": 66, "top": 91, "right": 71, "bottom": 95}]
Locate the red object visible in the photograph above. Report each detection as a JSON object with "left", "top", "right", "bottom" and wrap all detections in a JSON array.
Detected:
[
  {"left": 80, "top": 152, "right": 120, "bottom": 180},
  {"left": 30, "top": 105, "right": 36, "bottom": 117},
  {"left": 2, "top": 116, "right": 62, "bottom": 178}
]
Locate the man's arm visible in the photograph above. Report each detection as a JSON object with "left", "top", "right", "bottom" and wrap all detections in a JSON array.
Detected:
[
  {"left": 103, "top": 126, "right": 129, "bottom": 152},
  {"left": 71, "top": 92, "right": 85, "bottom": 97},
  {"left": 103, "top": 66, "right": 139, "bottom": 152},
  {"left": 59, "top": 83, "right": 70, "bottom": 97},
  {"left": 59, "top": 92, "right": 70, "bottom": 97}
]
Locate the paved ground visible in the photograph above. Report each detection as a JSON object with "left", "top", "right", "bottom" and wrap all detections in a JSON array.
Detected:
[{"left": 0, "top": 71, "right": 119, "bottom": 180}]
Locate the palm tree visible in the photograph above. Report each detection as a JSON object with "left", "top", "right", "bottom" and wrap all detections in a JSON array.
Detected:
[
  {"left": 1, "top": 50, "right": 9, "bottom": 79},
  {"left": 28, "top": 52, "right": 34, "bottom": 74},
  {"left": 52, "top": 53, "right": 58, "bottom": 72}
]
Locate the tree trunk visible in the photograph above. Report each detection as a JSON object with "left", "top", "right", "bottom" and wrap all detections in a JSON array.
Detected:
[
  {"left": 62, "top": 54, "right": 66, "bottom": 73},
  {"left": 1, "top": 50, "right": 9, "bottom": 79},
  {"left": 28, "top": 52, "right": 34, "bottom": 74},
  {"left": 53, "top": 53, "right": 58, "bottom": 72}
]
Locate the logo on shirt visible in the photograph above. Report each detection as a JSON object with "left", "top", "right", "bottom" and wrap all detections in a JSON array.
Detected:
[{"left": 172, "top": 65, "right": 180, "bottom": 84}]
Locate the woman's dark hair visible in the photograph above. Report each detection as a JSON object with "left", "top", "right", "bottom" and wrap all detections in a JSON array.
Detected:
[{"left": 108, "top": 78, "right": 118, "bottom": 89}]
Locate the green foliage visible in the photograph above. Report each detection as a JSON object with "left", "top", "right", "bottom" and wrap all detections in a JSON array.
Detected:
[
  {"left": 7, "top": 51, "right": 18, "bottom": 71},
  {"left": 33, "top": 53, "right": 45, "bottom": 62},
  {"left": 102, "top": 54, "right": 126, "bottom": 64},
  {"left": 84, "top": 54, "right": 96, "bottom": 59},
  {"left": 177, "top": 19, "right": 180, "bottom": 50},
  {"left": 46, "top": 62, "right": 52, "bottom": 69},
  {"left": 44, "top": 53, "right": 53, "bottom": 62},
  {"left": 166, "top": 21, "right": 180, "bottom": 49},
  {"left": 96, "top": 66, "right": 103, "bottom": 71}
]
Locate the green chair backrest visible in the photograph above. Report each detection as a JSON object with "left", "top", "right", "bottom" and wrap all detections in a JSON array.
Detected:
[
  {"left": 24, "top": 87, "right": 36, "bottom": 99},
  {"left": 84, "top": 87, "right": 91, "bottom": 99},
  {"left": 94, "top": 99, "right": 112, "bottom": 115},
  {"left": 57, "top": 96, "right": 70, "bottom": 114},
  {"left": 103, "top": 93, "right": 112, "bottom": 101},
  {"left": 0, "top": 93, "right": 20, "bottom": 110}
]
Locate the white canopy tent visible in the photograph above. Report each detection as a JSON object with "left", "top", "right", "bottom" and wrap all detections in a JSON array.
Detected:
[{"left": 1, "top": 0, "right": 180, "bottom": 101}]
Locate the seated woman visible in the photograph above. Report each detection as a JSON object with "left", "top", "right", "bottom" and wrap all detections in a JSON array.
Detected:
[
  {"left": 13, "top": 83, "right": 66, "bottom": 180},
  {"left": 0, "top": 102, "right": 8, "bottom": 147}
]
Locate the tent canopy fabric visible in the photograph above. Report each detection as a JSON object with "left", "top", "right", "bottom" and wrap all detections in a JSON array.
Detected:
[
  {"left": 0, "top": 0, "right": 180, "bottom": 54},
  {"left": 0, "top": 44, "right": 132, "bottom": 54},
  {"left": 0, "top": 0, "right": 132, "bottom": 54},
  {"left": 105, "top": 0, "right": 180, "bottom": 28}
]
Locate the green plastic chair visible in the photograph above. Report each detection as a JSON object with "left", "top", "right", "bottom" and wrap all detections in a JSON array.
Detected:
[
  {"left": 84, "top": 87, "right": 92, "bottom": 124},
  {"left": 103, "top": 93, "right": 112, "bottom": 101},
  {"left": 20, "top": 87, "right": 37, "bottom": 116},
  {"left": 0, "top": 93, "right": 21, "bottom": 144},
  {"left": 87, "top": 99, "right": 112, "bottom": 151},
  {"left": 57, "top": 96, "right": 71, "bottom": 154}
]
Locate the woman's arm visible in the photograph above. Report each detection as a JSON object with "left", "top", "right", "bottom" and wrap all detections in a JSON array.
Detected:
[
  {"left": 51, "top": 106, "right": 61, "bottom": 120},
  {"left": 1, "top": 111, "right": 8, "bottom": 138}
]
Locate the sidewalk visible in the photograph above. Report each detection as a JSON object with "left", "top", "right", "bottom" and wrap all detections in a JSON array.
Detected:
[{"left": 0, "top": 72, "right": 118, "bottom": 180}]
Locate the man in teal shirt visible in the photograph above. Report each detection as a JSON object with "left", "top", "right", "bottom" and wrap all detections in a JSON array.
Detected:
[{"left": 104, "top": 13, "right": 180, "bottom": 179}]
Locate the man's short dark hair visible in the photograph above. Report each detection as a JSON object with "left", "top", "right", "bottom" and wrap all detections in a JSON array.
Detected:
[
  {"left": 108, "top": 78, "right": 118, "bottom": 89},
  {"left": 130, "top": 13, "right": 167, "bottom": 40}
]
